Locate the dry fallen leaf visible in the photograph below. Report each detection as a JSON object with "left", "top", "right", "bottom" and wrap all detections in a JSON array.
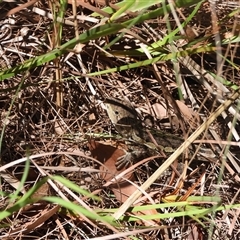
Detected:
[
  {"left": 151, "top": 102, "right": 168, "bottom": 119},
  {"left": 88, "top": 140, "right": 133, "bottom": 183},
  {"left": 88, "top": 140, "right": 136, "bottom": 202},
  {"left": 176, "top": 100, "right": 200, "bottom": 128},
  {"left": 89, "top": 140, "right": 160, "bottom": 225}
]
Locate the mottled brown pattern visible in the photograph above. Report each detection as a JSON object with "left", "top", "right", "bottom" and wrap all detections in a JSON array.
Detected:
[{"left": 104, "top": 98, "right": 193, "bottom": 169}]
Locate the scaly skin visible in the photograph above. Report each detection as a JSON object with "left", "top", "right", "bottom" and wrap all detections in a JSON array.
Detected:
[{"left": 104, "top": 98, "right": 213, "bottom": 170}]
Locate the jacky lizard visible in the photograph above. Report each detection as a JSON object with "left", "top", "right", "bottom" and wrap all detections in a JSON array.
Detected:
[{"left": 104, "top": 98, "right": 214, "bottom": 170}]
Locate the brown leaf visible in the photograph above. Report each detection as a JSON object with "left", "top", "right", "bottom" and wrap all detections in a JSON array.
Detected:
[
  {"left": 88, "top": 140, "right": 135, "bottom": 202},
  {"left": 176, "top": 100, "right": 200, "bottom": 128},
  {"left": 89, "top": 140, "right": 160, "bottom": 225},
  {"left": 151, "top": 102, "right": 168, "bottom": 119}
]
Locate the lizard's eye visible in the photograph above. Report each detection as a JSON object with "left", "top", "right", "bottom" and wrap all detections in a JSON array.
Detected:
[{"left": 114, "top": 110, "right": 119, "bottom": 115}]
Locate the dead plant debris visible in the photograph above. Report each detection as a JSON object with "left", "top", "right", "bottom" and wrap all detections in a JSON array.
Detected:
[{"left": 0, "top": 0, "right": 240, "bottom": 239}]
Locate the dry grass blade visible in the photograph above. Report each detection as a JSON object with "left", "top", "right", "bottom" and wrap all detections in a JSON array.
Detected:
[{"left": 1, "top": 1, "right": 240, "bottom": 238}]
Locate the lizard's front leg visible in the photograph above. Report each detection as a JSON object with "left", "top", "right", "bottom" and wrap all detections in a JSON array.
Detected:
[
  {"left": 115, "top": 147, "right": 150, "bottom": 170},
  {"left": 115, "top": 140, "right": 173, "bottom": 170}
]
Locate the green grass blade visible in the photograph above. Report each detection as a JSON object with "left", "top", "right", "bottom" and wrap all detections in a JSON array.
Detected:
[
  {"left": 92, "top": 0, "right": 164, "bottom": 17},
  {"left": 0, "top": 23, "right": 125, "bottom": 81}
]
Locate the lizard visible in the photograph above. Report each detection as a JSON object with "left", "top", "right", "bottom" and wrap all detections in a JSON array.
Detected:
[{"left": 104, "top": 98, "right": 215, "bottom": 170}]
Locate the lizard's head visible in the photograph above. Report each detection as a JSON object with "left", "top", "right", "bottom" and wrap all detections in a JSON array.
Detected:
[{"left": 104, "top": 98, "right": 143, "bottom": 139}]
